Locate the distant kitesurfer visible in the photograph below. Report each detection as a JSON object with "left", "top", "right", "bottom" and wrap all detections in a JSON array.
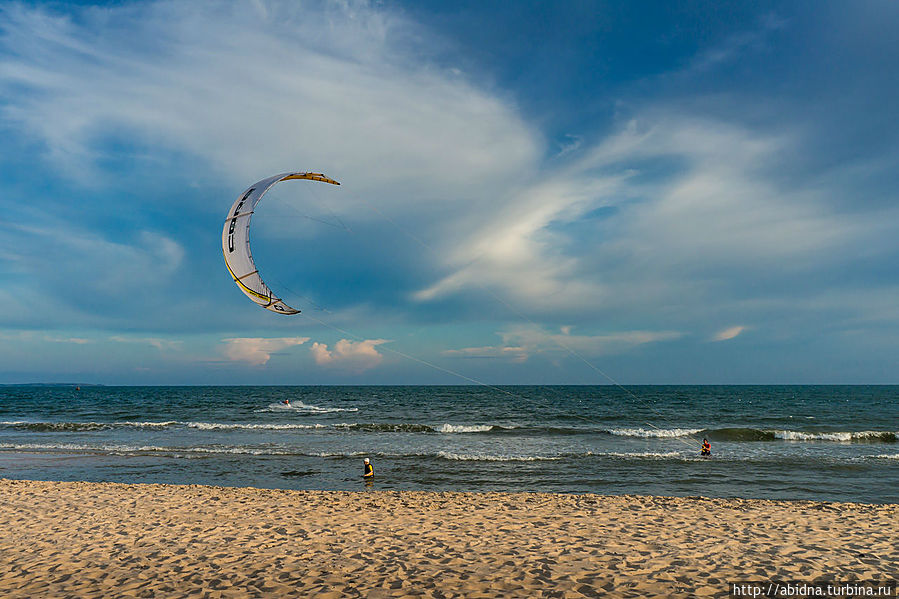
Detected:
[
  {"left": 362, "top": 457, "right": 374, "bottom": 479},
  {"left": 701, "top": 438, "right": 711, "bottom": 457},
  {"left": 281, "top": 399, "right": 290, "bottom": 406}
]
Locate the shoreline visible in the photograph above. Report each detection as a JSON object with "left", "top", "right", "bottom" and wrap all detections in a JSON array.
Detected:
[
  {"left": 2, "top": 479, "right": 896, "bottom": 598},
  {"left": 3, "top": 473, "right": 899, "bottom": 506}
]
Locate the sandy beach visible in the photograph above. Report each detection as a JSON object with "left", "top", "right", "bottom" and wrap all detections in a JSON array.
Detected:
[{"left": 0, "top": 479, "right": 895, "bottom": 598}]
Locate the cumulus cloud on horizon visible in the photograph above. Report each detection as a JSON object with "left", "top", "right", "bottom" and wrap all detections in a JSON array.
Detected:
[
  {"left": 109, "top": 335, "right": 183, "bottom": 352},
  {"left": 310, "top": 338, "right": 388, "bottom": 372},
  {"left": 221, "top": 336, "right": 310, "bottom": 366},
  {"left": 444, "top": 325, "right": 682, "bottom": 363},
  {"left": 712, "top": 326, "right": 746, "bottom": 342},
  {"left": 442, "top": 345, "right": 529, "bottom": 363}
]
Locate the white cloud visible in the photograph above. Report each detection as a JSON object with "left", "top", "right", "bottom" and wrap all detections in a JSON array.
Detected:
[
  {"left": 684, "top": 15, "right": 786, "bottom": 75},
  {"left": 444, "top": 325, "right": 681, "bottom": 363},
  {"left": 45, "top": 336, "right": 92, "bottom": 344},
  {"left": 502, "top": 325, "right": 682, "bottom": 355},
  {"left": 591, "top": 118, "right": 866, "bottom": 266},
  {"left": 712, "top": 326, "right": 746, "bottom": 342},
  {"left": 109, "top": 336, "right": 183, "bottom": 351},
  {"left": 0, "top": 330, "right": 94, "bottom": 345},
  {"left": 221, "top": 336, "right": 309, "bottom": 366},
  {"left": 412, "top": 172, "right": 624, "bottom": 310},
  {"left": 4, "top": 221, "right": 184, "bottom": 302},
  {"left": 442, "top": 345, "right": 529, "bottom": 363},
  {"left": 0, "top": 1, "right": 538, "bottom": 203},
  {"left": 413, "top": 113, "right": 898, "bottom": 323},
  {"left": 310, "top": 338, "right": 388, "bottom": 372},
  {"left": 556, "top": 134, "right": 583, "bottom": 157},
  {"left": 5, "top": 1, "right": 888, "bottom": 329}
]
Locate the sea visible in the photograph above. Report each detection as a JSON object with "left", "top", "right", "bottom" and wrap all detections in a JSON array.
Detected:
[{"left": 1, "top": 385, "right": 897, "bottom": 503}]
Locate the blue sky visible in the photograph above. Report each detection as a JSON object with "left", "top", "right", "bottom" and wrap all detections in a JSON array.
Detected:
[{"left": 1, "top": 0, "right": 897, "bottom": 385}]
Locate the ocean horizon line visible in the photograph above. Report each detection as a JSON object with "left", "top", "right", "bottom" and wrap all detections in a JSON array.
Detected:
[{"left": 3, "top": 382, "right": 899, "bottom": 388}]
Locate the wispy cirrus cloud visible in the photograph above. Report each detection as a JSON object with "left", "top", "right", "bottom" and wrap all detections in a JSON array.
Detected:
[
  {"left": 0, "top": 1, "right": 537, "bottom": 199},
  {"left": 5, "top": 1, "right": 894, "bottom": 335},
  {"left": 0, "top": 0, "right": 539, "bottom": 333},
  {"left": 0, "top": 216, "right": 185, "bottom": 328},
  {"left": 414, "top": 111, "right": 899, "bottom": 342}
]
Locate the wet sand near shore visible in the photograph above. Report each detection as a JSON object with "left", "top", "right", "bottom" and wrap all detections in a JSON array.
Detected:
[{"left": 1, "top": 479, "right": 896, "bottom": 598}]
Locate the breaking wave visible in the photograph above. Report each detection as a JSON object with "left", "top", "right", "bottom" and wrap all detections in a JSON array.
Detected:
[
  {"left": 772, "top": 430, "right": 896, "bottom": 443},
  {"left": 332, "top": 423, "right": 435, "bottom": 433},
  {"left": 257, "top": 402, "right": 358, "bottom": 413},
  {"left": 436, "top": 451, "right": 563, "bottom": 462},
  {"left": 186, "top": 422, "right": 327, "bottom": 431},
  {"left": 602, "top": 451, "right": 683, "bottom": 459},
  {"left": 606, "top": 427, "right": 702, "bottom": 438},
  {"left": 0, "top": 420, "right": 178, "bottom": 432},
  {"left": 701, "top": 428, "right": 896, "bottom": 443},
  {"left": 0, "top": 442, "right": 340, "bottom": 457},
  {"left": 704, "top": 428, "right": 776, "bottom": 442},
  {"left": 436, "top": 424, "right": 494, "bottom": 433},
  {"left": 0, "top": 420, "right": 512, "bottom": 435}
]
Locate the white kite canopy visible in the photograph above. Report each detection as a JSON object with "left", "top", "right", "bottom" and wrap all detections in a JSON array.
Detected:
[{"left": 222, "top": 172, "right": 340, "bottom": 314}]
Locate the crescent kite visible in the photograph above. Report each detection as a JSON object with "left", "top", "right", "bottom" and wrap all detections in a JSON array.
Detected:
[{"left": 222, "top": 172, "right": 340, "bottom": 314}]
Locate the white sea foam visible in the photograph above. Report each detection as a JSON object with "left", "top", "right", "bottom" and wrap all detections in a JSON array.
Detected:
[
  {"left": 186, "top": 422, "right": 325, "bottom": 431},
  {"left": 175, "top": 446, "right": 287, "bottom": 455},
  {"left": 872, "top": 454, "right": 899, "bottom": 460},
  {"left": 311, "top": 451, "right": 367, "bottom": 458},
  {"left": 0, "top": 420, "right": 179, "bottom": 429},
  {"left": 773, "top": 430, "right": 897, "bottom": 442},
  {"left": 0, "top": 442, "right": 297, "bottom": 456},
  {"left": 0, "top": 442, "right": 168, "bottom": 452},
  {"left": 436, "top": 451, "right": 562, "bottom": 462},
  {"left": 437, "top": 424, "right": 493, "bottom": 433},
  {"left": 607, "top": 427, "right": 702, "bottom": 438},
  {"left": 603, "top": 451, "right": 683, "bottom": 459},
  {"left": 117, "top": 421, "right": 179, "bottom": 428},
  {"left": 258, "top": 402, "right": 358, "bottom": 414}
]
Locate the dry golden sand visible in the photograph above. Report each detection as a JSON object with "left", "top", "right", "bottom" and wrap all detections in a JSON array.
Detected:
[{"left": 0, "top": 479, "right": 896, "bottom": 598}]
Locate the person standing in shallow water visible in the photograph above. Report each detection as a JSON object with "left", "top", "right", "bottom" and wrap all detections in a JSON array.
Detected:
[{"left": 362, "top": 457, "right": 374, "bottom": 479}]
